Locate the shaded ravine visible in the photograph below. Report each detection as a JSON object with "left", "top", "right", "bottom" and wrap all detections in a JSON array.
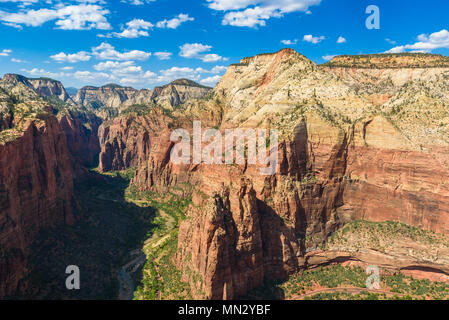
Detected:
[{"left": 18, "top": 171, "right": 155, "bottom": 300}]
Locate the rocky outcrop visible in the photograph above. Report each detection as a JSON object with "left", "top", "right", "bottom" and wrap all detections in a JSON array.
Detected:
[
  {"left": 323, "top": 53, "right": 449, "bottom": 68},
  {"left": 74, "top": 84, "right": 137, "bottom": 119},
  {"left": 97, "top": 115, "right": 150, "bottom": 172},
  {"left": 27, "top": 78, "right": 73, "bottom": 103},
  {"left": 98, "top": 108, "right": 178, "bottom": 184},
  {"left": 1, "top": 74, "right": 73, "bottom": 103},
  {"left": 59, "top": 110, "right": 102, "bottom": 167},
  {"left": 178, "top": 178, "right": 264, "bottom": 299}
]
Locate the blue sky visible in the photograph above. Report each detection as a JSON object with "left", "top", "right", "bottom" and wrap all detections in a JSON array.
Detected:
[{"left": 0, "top": 0, "right": 448, "bottom": 89}]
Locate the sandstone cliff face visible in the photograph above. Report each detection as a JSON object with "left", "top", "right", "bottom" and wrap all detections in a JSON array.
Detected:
[
  {"left": 27, "top": 78, "right": 73, "bottom": 103},
  {"left": 59, "top": 110, "right": 102, "bottom": 167},
  {"left": 0, "top": 75, "right": 76, "bottom": 298},
  {"left": 1, "top": 74, "right": 73, "bottom": 103},
  {"left": 97, "top": 115, "right": 151, "bottom": 172},
  {"left": 0, "top": 116, "right": 75, "bottom": 297},
  {"left": 74, "top": 84, "right": 137, "bottom": 119},
  {"left": 2, "top": 49, "right": 449, "bottom": 300},
  {"left": 170, "top": 50, "right": 449, "bottom": 299}
]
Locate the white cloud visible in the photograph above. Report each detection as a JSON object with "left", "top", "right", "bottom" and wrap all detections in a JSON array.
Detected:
[
  {"left": 0, "top": 4, "right": 111, "bottom": 30},
  {"left": 322, "top": 55, "right": 335, "bottom": 61},
  {"left": 109, "top": 18, "right": 153, "bottom": 38},
  {"left": 179, "top": 43, "right": 225, "bottom": 62},
  {"left": 0, "top": 49, "right": 12, "bottom": 56},
  {"left": 201, "top": 53, "right": 224, "bottom": 62},
  {"left": 337, "top": 36, "right": 346, "bottom": 43},
  {"left": 0, "top": 0, "right": 38, "bottom": 7},
  {"left": 93, "top": 60, "right": 135, "bottom": 71},
  {"left": 21, "top": 67, "right": 67, "bottom": 79},
  {"left": 303, "top": 34, "right": 324, "bottom": 44},
  {"left": 211, "top": 65, "right": 227, "bottom": 73},
  {"left": 154, "top": 51, "right": 172, "bottom": 60},
  {"left": 156, "top": 13, "right": 193, "bottom": 29},
  {"left": 155, "top": 65, "right": 227, "bottom": 84},
  {"left": 11, "top": 58, "right": 26, "bottom": 63},
  {"left": 92, "top": 42, "right": 151, "bottom": 60},
  {"left": 60, "top": 66, "right": 74, "bottom": 70},
  {"left": 385, "top": 38, "right": 396, "bottom": 45},
  {"left": 385, "top": 29, "right": 449, "bottom": 53},
  {"left": 179, "top": 43, "right": 211, "bottom": 58},
  {"left": 105, "top": 14, "right": 193, "bottom": 38},
  {"left": 207, "top": 0, "right": 321, "bottom": 28},
  {"left": 50, "top": 51, "right": 91, "bottom": 63},
  {"left": 73, "top": 70, "right": 111, "bottom": 82},
  {"left": 93, "top": 61, "right": 144, "bottom": 76},
  {"left": 121, "top": 0, "right": 156, "bottom": 5},
  {"left": 200, "top": 75, "right": 221, "bottom": 86},
  {"left": 281, "top": 39, "right": 297, "bottom": 45}
]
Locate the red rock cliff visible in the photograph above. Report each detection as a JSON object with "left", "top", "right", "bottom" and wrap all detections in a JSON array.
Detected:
[{"left": 0, "top": 116, "right": 75, "bottom": 298}]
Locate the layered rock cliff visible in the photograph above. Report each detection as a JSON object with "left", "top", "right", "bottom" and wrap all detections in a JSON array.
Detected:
[
  {"left": 0, "top": 76, "right": 76, "bottom": 297},
  {"left": 1, "top": 74, "right": 73, "bottom": 103},
  {"left": 96, "top": 80, "right": 212, "bottom": 173},
  {"left": 74, "top": 79, "right": 211, "bottom": 120},
  {"left": 1, "top": 49, "right": 449, "bottom": 300},
  {"left": 131, "top": 49, "right": 449, "bottom": 299}
]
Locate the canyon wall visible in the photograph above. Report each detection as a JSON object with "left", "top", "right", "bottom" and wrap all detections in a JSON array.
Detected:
[
  {"left": 171, "top": 50, "right": 449, "bottom": 299},
  {"left": 0, "top": 116, "right": 75, "bottom": 297}
]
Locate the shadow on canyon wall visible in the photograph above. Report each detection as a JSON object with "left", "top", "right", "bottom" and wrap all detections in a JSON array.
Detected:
[{"left": 11, "top": 171, "right": 155, "bottom": 300}]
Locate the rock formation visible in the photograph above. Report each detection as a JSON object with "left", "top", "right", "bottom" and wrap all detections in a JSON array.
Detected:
[
  {"left": 0, "top": 75, "right": 76, "bottom": 297},
  {"left": 153, "top": 49, "right": 449, "bottom": 299},
  {"left": 1, "top": 49, "right": 449, "bottom": 300},
  {"left": 74, "top": 79, "right": 211, "bottom": 119}
]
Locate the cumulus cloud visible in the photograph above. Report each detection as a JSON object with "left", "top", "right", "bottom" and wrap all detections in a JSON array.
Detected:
[
  {"left": 93, "top": 60, "right": 135, "bottom": 71},
  {"left": 179, "top": 43, "right": 226, "bottom": 62},
  {"left": 20, "top": 67, "right": 67, "bottom": 79},
  {"left": 109, "top": 18, "right": 153, "bottom": 38},
  {"left": 121, "top": 0, "right": 156, "bottom": 5},
  {"left": 322, "top": 54, "right": 336, "bottom": 61},
  {"left": 303, "top": 34, "right": 325, "bottom": 44},
  {"left": 337, "top": 36, "right": 346, "bottom": 43},
  {"left": 50, "top": 51, "right": 91, "bottom": 63},
  {"left": 0, "top": 0, "right": 38, "bottom": 7},
  {"left": 281, "top": 39, "right": 298, "bottom": 45},
  {"left": 0, "top": 4, "right": 111, "bottom": 30},
  {"left": 154, "top": 51, "right": 172, "bottom": 60},
  {"left": 104, "top": 14, "right": 193, "bottom": 38},
  {"left": 0, "top": 49, "right": 12, "bottom": 56},
  {"left": 207, "top": 0, "right": 321, "bottom": 28},
  {"left": 73, "top": 70, "right": 111, "bottom": 82},
  {"left": 156, "top": 13, "right": 193, "bottom": 29},
  {"left": 200, "top": 75, "right": 221, "bottom": 86},
  {"left": 156, "top": 65, "right": 227, "bottom": 85},
  {"left": 385, "top": 29, "right": 449, "bottom": 53},
  {"left": 92, "top": 42, "right": 151, "bottom": 60}
]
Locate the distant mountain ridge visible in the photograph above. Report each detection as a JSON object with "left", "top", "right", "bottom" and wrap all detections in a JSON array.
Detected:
[{"left": 73, "top": 78, "right": 212, "bottom": 119}]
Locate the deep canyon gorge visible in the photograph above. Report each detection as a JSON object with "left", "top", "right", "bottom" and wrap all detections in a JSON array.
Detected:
[{"left": 1, "top": 49, "right": 449, "bottom": 300}]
